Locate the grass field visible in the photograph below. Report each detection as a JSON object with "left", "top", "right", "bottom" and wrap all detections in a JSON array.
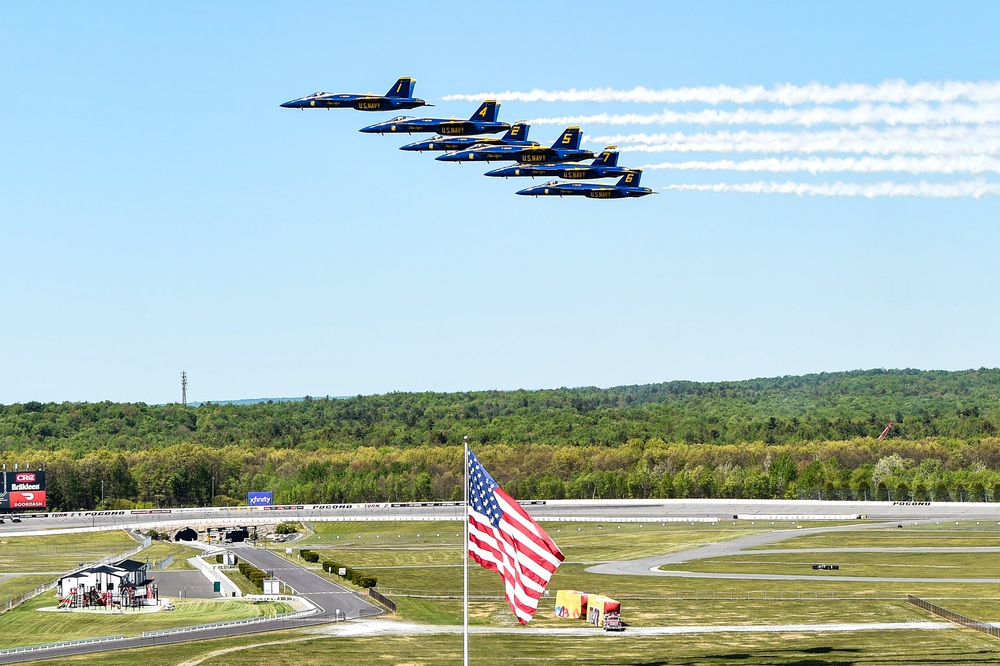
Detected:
[
  {"left": 0, "top": 595, "right": 292, "bottom": 648},
  {"left": 9, "top": 518, "right": 1000, "bottom": 663},
  {"left": 50, "top": 626, "right": 1000, "bottom": 665},
  {"left": 142, "top": 541, "right": 204, "bottom": 571},
  {"left": 0, "top": 530, "right": 138, "bottom": 573}
]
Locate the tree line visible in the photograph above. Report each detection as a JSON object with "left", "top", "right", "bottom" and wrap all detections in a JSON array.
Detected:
[
  {"left": 2, "top": 368, "right": 1000, "bottom": 454},
  {"left": 3, "top": 368, "right": 1000, "bottom": 509},
  {"left": 10, "top": 438, "right": 1000, "bottom": 510}
]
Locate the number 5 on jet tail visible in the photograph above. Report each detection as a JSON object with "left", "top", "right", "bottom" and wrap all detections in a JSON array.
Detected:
[
  {"left": 279, "top": 77, "right": 431, "bottom": 111},
  {"left": 435, "top": 126, "right": 594, "bottom": 164}
]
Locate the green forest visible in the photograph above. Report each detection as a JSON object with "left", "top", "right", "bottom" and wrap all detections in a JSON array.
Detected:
[{"left": 3, "top": 368, "right": 1000, "bottom": 510}]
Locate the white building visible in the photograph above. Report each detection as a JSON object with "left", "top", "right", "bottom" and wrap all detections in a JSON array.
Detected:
[{"left": 57, "top": 558, "right": 157, "bottom": 608}]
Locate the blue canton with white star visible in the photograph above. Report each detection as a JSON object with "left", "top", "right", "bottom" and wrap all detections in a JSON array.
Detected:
[{"left": 468, "top": 450, "right": 503, "bottom": 528}]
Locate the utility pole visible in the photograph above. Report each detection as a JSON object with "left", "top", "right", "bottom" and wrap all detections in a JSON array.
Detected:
[{"left": 181, "top": 371, "right": 188, "bottom": 406}]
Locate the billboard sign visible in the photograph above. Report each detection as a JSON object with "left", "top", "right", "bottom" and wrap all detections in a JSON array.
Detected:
[
  {"left": 1, "top": 471, "right": 46, "bottom": 510},
  {"left": 7, "top": 471, "right": 45, "bottom": 492},
  {"left": 9, "top": 491, "right": 46, "bottom": 509},
  {"left": 247, "top": 491, "right": 273, "bottom": 507}
]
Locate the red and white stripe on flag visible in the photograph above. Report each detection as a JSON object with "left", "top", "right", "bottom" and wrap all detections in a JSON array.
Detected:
[{"left": 468, "top": 449, "right": 564, "bottom": 624}]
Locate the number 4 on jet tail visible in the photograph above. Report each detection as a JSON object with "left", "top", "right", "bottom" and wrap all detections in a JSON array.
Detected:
[
  {"left": 279, "top": 77, "right": 431, "bottom": 111},
  {"left": 516, "top": 170, "right": 656, "bottom": 199},
  {"left": 358, "top": 100, "right": 510, "bottom": 135}
]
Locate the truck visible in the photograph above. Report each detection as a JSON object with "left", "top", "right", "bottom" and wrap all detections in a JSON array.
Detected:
[{"left": 603, "top": 611, "right": 624, "bottom": 632}]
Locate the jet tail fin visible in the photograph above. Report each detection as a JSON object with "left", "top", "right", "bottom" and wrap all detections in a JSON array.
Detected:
[
  {"left": 386, "top": 77, "right": 416, "bottom": 98},
  {"left": 593, "top": 145, "right": 619, "bottom": 167},
  {"left": 470, "top": 100, "right": 500, "bottom": 122},
  {"left": 616, "top": 170, "right": 642, "bottom": 187},
  {"left": 502, "top": 122, "right": 529, "bottom": 142},
  {"left": 550, "top": 126, "right": 582, "bottom": 150}
]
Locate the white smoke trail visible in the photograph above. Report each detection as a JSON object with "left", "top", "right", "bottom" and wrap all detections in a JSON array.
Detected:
[
  {"left": 642, "top": 156, "right": 1000, "bottom": 175},
  {"left": 587, "top": 127, "right": 1000, "bottom": 156},
  {"left": 663, "top": 180, "right": 1000, "bottom": 198},
  {"left": 444, "top": 80, "right": 1000, "bottom": 106},
  {"left": 531, "top": 102, "right": 1000, "bottom": 127}
]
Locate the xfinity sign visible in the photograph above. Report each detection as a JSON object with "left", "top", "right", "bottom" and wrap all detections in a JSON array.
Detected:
[{"left": 248, "top": 492, "right": 273, "bottom": 507}]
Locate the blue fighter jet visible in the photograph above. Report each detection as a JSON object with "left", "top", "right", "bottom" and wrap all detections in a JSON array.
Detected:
[
  {"left": 280, "top": 77, "right": 430, "bottom": 111},
  {"left": 359, "top": 101, "right": 510, "bottom": 135},
  {"left": 484, "top": 146, "right": 635, "bottom": 179},
  {"left": 435, "top": 127, "right": 594, "bottom": 164},
  {"left": 399, "top": 122, "right": 537, "bottom": 152},
  {"left": 516, "top": 170, "right": 655, "bottom": 199}
]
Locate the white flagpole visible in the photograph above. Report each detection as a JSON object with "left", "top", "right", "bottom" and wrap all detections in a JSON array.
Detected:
[{"left": 463, "top": 435, "right": 470, "bottom": 666}]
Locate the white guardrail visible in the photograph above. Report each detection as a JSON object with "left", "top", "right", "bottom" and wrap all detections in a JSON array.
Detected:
[
  {"left": 0, "top": 607, "right": 319, "bottom": 656},
  {"left": 0, "top": 634, "right": 125, "bottom": 657}
]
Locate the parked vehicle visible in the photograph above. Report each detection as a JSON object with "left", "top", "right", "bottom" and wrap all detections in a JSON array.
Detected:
[{"left": 603, "top": 611, "right": 624, "bottom": 632}]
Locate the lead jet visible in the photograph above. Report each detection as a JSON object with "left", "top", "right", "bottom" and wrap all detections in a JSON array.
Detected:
[
  {"left": 399, "top": 122, "right": 537, "bottom": 152},
  {"left": 279, "top": 77, "right": 430, "bottom": 111},
  {"left": 516, "top": 170, "right": 655, "bottom": 199},
  {"left": 435, "top": 126, "right": 594, "bottom": 164},
  {"left": 484, "top": 146, "right": 635, "bottom": 179},
  {"left": 359, "top": 100, "right": 509, "bottom": 135}
]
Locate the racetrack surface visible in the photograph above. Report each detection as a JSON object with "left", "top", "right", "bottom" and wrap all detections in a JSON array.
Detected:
[{"left": 587, "top": 519, "right": 1000, "bottom": 582}]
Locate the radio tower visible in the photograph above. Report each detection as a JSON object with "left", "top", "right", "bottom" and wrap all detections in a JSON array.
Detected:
[{"left": 181, "top": 371, "right": 188, "bottom": 406}]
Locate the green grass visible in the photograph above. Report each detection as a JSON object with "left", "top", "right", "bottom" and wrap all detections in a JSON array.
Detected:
[
  {"left": 141, "top": 541, "right": 203, "bottom": 570},
  {"left": 0, "top": 530, "right": 138, "bottom": 573},
  {"left": 0, "top": 594, "right": 292, "bottom": 648},
  {"left": 12, "top": 518, "right": 1000, "bottom": 663},
  {"left": 222, "top": 569, "right": 263, "bottom": 596},
  {"left": 0, "top": 574, "right": 53, "bottom": 604},
  {"left": 52, "top": 627, "right": 1000, "bottom": 666}
]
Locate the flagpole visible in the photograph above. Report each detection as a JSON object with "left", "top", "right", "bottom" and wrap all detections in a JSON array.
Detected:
[{"left": 463, "top": 435, "right": 470, "bottom": 666}]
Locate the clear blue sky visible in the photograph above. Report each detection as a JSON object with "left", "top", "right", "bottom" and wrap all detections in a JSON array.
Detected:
[{"left": 2, "top": 1, "right": 999, "bottom": 404}]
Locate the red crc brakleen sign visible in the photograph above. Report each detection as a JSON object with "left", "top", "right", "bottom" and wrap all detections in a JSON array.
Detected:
[
  {"left": 10, "top": 491, "right": 46, "bottom": 508},
  {"left": 6, "top": 471, "right": 45, "bottom": 492}
]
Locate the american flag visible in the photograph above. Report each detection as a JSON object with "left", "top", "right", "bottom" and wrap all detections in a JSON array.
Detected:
[
  {"left": 467, "top": 449, "right": 564, "bottom": 624},
  {"left": 878, "top": 422, "right": 893, "bottom": 440}
]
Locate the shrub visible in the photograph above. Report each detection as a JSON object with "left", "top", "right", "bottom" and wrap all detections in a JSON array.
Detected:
[{"left": 275, "top": 522, "right": 300, "bottom": 534}]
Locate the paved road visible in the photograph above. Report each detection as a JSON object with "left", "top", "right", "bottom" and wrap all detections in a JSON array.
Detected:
[
  {"left": 587, "top": 519, "right": 1000, "bottom": 583},
  {"left": 233, "top": 546, "right": 380, "bottom": 619},
  {"left": 3, "top": 499, "right": 999, "bottom": 538}
]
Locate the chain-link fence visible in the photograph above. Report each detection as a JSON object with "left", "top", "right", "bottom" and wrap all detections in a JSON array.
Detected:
[{"left": 907, "top": 595, "right": 1000, "bottom": 639}]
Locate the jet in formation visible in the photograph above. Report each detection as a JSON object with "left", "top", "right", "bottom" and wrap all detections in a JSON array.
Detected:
[
  {"left": 516, "top": 170, "right": 655, "bottom": 199},
  {"left": 280, "top": 77, "right": 430, "bottom": 111},
  {"left": 359, "top": 101, "right": 510, "bottom": 135},
  {"left": 484, "top": 146, "right": 635, "bottom": 179},
  {"left": 435, "top": 127, "right": 594, "bottom": 164},
  {"left": 399, "top": 122, "right": 537, "bottom": 153}
]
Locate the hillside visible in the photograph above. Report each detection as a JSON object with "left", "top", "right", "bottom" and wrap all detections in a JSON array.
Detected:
[
  {"left": 3, "top": 368, "right": 1000, "bottom": 510},
  {"left": 1, "top": 368, "right": 998, "bottom": 452}
]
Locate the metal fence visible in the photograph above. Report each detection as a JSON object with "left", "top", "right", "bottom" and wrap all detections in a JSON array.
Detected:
[
  {"left": 907, "top": 595, "right": 1000, "bottom": 639},
  {"left": 0, "top": 634, "right": 125, "bottom": 658},
  {"left": 366, "top": 588, "right": 396, "bottom": 612}
]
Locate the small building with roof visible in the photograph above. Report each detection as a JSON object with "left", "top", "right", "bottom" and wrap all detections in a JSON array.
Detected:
[{"left": 57, "top": 558, "right": 158, "bottom": 608}]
